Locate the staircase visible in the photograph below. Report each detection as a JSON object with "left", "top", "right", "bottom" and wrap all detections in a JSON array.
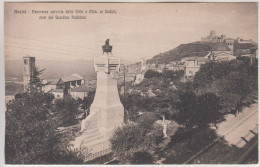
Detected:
[{"left": 72, "top": 127, "right": 111, "bottom": 162}]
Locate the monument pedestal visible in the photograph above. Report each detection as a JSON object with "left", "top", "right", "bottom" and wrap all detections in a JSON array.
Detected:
[{"left": 73, "top": 55, "right": 124, "bottom": 162}]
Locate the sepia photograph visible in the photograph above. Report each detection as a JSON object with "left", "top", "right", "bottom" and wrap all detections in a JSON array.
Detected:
[{"left": 3, "top": 2, "right": 258, "bottom": 165}]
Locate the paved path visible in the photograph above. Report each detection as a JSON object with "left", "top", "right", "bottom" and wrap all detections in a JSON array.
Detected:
[{"left": 216, "top": 103, "right": 258, "bottom": 148}]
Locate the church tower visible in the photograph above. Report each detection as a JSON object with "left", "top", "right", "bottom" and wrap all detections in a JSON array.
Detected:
[
  {"left": 23, "top": 56, "right": 35, "bottom": 91},
  {"left": 73, "top": 39, "right": 124, "bottom": 162}
]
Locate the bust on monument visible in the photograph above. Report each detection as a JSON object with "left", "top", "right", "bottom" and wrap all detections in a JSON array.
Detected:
[{"left": 102, "top": 39, "right": 113, "bottom": 54}]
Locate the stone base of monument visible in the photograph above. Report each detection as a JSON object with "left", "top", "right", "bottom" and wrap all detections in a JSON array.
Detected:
[{"left": 72, "top": 104, "right": 124, "bottom": 162}]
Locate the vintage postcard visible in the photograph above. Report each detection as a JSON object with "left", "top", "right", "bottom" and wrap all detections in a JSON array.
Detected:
[{"left": 3, "top": 2, "right": 258, "bottom": 165}]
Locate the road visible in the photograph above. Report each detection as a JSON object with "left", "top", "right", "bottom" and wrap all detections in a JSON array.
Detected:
[
  {"left": 187, "top": 103, "right": 258, "bottom": 164},
  {"left": 216, "top": 103, "right": 258, "bottom": 148}
]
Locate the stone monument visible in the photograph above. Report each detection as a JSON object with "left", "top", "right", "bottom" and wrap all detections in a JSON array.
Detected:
[{"left": 72, "top": 39, "right": 124, "bottom": 161}]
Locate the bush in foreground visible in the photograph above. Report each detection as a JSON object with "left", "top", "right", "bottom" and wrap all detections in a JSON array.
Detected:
[{"left": 110, "top": 113, "right": 164, "bottom": 164}]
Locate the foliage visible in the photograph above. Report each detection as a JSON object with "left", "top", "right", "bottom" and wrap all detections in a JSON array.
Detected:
[
  {"left": 193, "top": 58, "right": 258, "bottom": 114},
  {"left": 53, "top": 97, "right": 80, "bottom": 126},
  {"left": 130, "top": 151, "right": 153, "bottom": 164},
  {"left": 5, "top": 92, "right": 84, "bottom": 164},
  {"left": 162, "top": 70, "right": 184, "bottom": 82},
  {"left": 175, "top": 91, "right": 223, "bottom": 129},
  {"left": 80, "top": 91, "right": 96, "bottom": 110},
  {"left": 27, "top": 67, "right": 46, "bottom": 93},
  {"left": 144, "top": 70, "right": 162, "bottom": 79},
  {"left": 110, "top": 113, "right": 163, "bottom": 163}
]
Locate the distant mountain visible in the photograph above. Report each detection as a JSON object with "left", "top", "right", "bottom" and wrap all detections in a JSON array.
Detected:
[{"left": 5, "top": 58, "right": 96, "bottom": 80}]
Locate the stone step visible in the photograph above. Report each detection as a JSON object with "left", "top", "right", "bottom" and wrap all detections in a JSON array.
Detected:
[{"left": 82, "top": 134, "right": 104, "bottom": 146}]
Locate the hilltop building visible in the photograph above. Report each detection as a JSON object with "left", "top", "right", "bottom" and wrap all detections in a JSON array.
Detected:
[
  {"left": 201, "top": 30, "right": 226, "bottom": 42},
  {"left": 234, "top": 40, "right": 258, "bottom": 57},
  {"left": 224, "top": 38, "right": 235, "bottom": 53},
  {"left": 23, "top": 56, "right": 35, "bottom": 91},
  {"left": 201, "top": 30, "right": 257, "bottom": 56}
]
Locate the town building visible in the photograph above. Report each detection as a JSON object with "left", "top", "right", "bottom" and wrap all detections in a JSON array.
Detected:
[
  {"left": 184, "top": 57, "right": 209, "bottom": 78},
  {"left": 224, "top": 38, "right": 235, "bottom": 53},
  {"left": 234, "top": 40, "right": 258, "bottom": 57},
  {"left": 41, "top": 78, "right": 60, "bottom": 92},
  {"left": 50, "top": 89, "right": 64, "bottom": 99},
  {"left": 70, "top": 85, "right": 92, "bottom": 99},
  {"left": 42, "top": 73, "right": 86, "bottom": 99},
  {"left": 134, "top": 59, "right": 146, "bottom": 84}
]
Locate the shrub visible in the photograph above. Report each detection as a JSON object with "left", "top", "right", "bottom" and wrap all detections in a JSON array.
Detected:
[{"left": 110, "top": 113, "right": 164, "bottom": 164}]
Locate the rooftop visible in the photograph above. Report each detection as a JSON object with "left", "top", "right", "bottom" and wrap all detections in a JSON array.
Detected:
[
  {"left": 61, "top": 74, "right": 84, "bottom": 82},
  {"left": 42, "top": 78, "right": 60, "bottom": 85}
]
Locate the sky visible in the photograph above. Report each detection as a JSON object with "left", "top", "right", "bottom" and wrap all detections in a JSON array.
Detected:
[{"left": 4, "top": 2, "right": 258, "bottom": 63}]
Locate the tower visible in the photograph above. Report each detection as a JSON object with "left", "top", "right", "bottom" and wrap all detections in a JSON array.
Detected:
[
  {"left": 210, "top": 30, "right": 216, "bottom": 38},
  {"left": 225, "top": 39, "right": 235, "bottom": 54},
  {"left": 73, "top": 40, "right": 124, "bottom": 161},
  {"left": 141, "top": 58, "right": 146, "bottom": 72},
  {"left": 23, "top": 56, "right": 35, "bottom": 91}
]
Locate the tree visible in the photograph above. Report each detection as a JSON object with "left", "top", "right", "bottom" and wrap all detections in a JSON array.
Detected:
[
  {"left": 5, "top": 92, "right": 84, "bottom": 164},
  {"left": 27, "top": 67, "right": 46, "bottom": 93},
  {"left": 174, "top": 91, "right": 197, "bottom": 128},
  {"left": 193, "top": 59, "right": 258, "bottom": 114},
  {"left": 175, "top": 91, "right": 223, "bottom": 129},
  {"left": 196, "top": 93, "right": 223, "bottom": 129},
  {"left": 162, "top": 70, "right": 184, "bottom": 81},
  {"left": 110, "top": 113, "right": 163, "bottom": 163},
  {"left": 144, "top": 70, "right": 162, "bottom": 79},
  {"left": 81, "top": 91, "right": 96, "bottom": 111},
  {"left": 53, "top": 97, "right": 80, "bottom": 127}
]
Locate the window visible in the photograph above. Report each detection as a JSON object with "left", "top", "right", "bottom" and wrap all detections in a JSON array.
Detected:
[{"left": 24, "top": 60, "right": 27, "bottom": 64}]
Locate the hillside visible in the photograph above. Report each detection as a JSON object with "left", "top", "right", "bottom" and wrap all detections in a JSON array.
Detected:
[
  {"left": 147, "top": 40, "right": 258, "bottom": 64},
  {"left": 147, "top": 41, "right": 233, "bottom": 64}
]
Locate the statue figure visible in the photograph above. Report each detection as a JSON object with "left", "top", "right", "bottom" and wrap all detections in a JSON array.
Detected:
[{"left": 102, "top": 39, "right": 113, "bottom": 54}]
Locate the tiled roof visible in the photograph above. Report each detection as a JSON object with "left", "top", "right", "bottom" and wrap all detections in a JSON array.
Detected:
[
  {"left": 61, "top": 74, "right": 83, "bottom": 82},
  {"left": 43, "top": 78, "right": 60, "bottom": 85}
]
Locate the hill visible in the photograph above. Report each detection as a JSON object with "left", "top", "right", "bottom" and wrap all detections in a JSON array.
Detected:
[
  {"left": 147, "top": 40, "right": 258, "bottom": 64},
  {"left": 146, "top": 41, "right": 231, "bottom": 64}
]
